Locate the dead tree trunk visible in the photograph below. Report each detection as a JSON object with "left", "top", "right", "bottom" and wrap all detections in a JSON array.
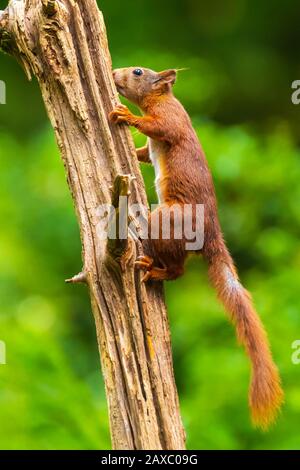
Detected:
[{"left": 0, "top": 0, "right": 186, "bottom": 450}]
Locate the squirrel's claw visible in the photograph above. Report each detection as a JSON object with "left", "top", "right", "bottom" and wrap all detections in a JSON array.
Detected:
[
  {"left": 135, "top": 255, "right": 154, "bottom": 271},
  {"left": 109, "top": 104, "right": 132, "bottom": 124},
  {"left": 141, "top": 271, "right": 152, "bottom": 282},
  {"left": 135, "top": 260, "right": 150, "bottom": 270},
  {"left": 135, "top": 255, "right": 154, "bottom": 282}
]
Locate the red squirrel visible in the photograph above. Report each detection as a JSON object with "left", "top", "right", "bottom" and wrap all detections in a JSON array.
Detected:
[{"left": 109, "top": 66, "right": 284, "bottom": 429}]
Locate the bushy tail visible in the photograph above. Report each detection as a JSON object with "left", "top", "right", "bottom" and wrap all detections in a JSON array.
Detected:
[{"left": 204, "top": 240, "right": 284, "bottom": 429}]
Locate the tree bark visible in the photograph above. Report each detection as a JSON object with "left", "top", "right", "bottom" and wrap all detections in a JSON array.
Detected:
[{"left": 0, "top": 0, "right": 186, "bottom": 450}]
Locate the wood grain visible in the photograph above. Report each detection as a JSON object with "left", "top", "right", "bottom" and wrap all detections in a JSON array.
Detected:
[{"left": 0, "top": 0, "right": 186, "bottom": 450}]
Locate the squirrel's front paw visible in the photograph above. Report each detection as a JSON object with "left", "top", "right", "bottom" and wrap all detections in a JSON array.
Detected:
[{"left": 109, "top": 104, "right": 133, "bottom": 125}]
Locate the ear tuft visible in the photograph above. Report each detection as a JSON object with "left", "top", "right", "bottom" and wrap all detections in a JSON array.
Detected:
[{"left": 157, "top": 69, "right": 177, "bottom": 86}]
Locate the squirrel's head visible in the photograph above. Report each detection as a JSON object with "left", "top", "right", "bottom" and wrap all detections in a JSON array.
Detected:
[{"left": 112, "top": 67, "right": 177, "bottom": 106}]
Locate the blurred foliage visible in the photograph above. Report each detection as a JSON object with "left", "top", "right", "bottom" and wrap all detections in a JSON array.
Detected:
[{"left": 0, "top": 0, "right": 299, "bottom": 450}]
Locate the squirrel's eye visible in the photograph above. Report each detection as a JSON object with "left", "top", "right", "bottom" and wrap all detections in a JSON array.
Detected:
[{"left": 133, "top": 68, "right": 143, "bottom": 76}]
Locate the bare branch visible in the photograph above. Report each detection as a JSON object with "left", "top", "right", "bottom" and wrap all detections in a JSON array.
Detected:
[
  {"left": 0, "top": 0, "right": 186, "bottom": 450},
  {"left": 65, "top": 272, "right": 87, "bottom": 285}
]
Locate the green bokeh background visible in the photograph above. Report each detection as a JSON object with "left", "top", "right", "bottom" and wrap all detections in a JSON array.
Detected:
[{"left": 0, "top": 0, "right": 300, "bottom": 450}]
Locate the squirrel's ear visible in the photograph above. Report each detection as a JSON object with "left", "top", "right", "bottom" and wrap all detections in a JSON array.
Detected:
[{"left": 155, "top": 69, "right": 177, "bottom": 87}]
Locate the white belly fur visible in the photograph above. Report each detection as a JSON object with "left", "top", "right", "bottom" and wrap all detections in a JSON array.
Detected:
[{"left": 149, "top": 139, "right": 164, "bottom": 203}]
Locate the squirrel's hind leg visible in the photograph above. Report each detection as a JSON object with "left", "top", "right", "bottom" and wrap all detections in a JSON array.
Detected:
[
  {"left": 135, "top": 255, "right": 184, "bottom": 282},
  {"left": 135, "top": 204, "right": 187, "bottom": 282}
]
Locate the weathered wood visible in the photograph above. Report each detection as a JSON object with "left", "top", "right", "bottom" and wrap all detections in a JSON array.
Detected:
[{"left": 0, "top": 0, "right": 186, "bottom": 450}]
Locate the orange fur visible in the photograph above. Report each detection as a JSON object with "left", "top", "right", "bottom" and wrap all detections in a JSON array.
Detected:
[
  {"left": 206, "top": 239, "right": 283, "bottom": 428},
  {"left": 110, "top": 66, "right": 284, "bottom": 428}
]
